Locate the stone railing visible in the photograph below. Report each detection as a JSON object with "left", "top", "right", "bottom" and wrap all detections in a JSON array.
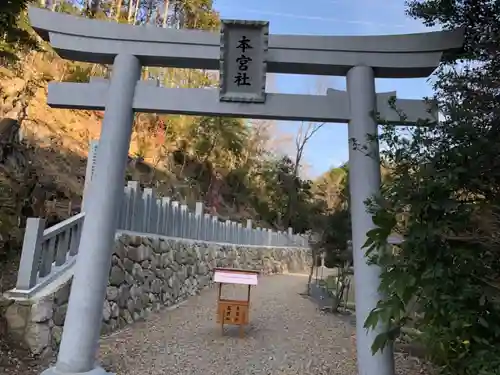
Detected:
[
  {"left": 1, "top": 232, "right": 310, "bottom": 356},
  {"left": 9, "top": 213, "right": 84, "bottom": 298},
  {"left": 5, "top": 180, "right": 308, "bottom": 299}
]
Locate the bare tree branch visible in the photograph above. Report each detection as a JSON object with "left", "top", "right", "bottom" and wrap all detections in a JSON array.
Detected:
[{"left": 294, "top": 121, "right": 325, "bottom": 176}]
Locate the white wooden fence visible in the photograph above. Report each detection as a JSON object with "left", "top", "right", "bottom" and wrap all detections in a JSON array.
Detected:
[{"left": 118, "top": 180, "right": 305, "bottom": 246}]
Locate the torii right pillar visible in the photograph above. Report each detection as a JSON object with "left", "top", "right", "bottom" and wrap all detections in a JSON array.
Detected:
[{"left": 346, "top": 65, "right": 392, "bottom": 375}]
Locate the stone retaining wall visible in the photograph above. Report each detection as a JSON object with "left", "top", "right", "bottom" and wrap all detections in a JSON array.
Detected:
[{"left": 1, "top": 233, "right": 310, "bottom": 357}]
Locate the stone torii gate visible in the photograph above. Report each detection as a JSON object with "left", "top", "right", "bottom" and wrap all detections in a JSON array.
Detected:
[{"left": 28, "top": 7, "right": 464, "bottom": 375}]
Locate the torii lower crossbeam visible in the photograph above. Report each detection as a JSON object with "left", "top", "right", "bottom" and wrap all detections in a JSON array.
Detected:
[{"left": 47, "top": 80, "right": 436, "bottom": 125}]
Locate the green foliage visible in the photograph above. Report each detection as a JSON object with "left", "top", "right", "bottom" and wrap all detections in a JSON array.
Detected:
[
  {"left": 246, "top": 155, "right": 320, "bottom": 233},
  {"left": 361, "top": 1, "right": 500, "bottom": 374},
  {"left": 0, "top": 0, "right": 39, "bottom": 63},
  {"left": 178, "top": 0, "right": 220, "bottom": 30},
  {"left": 313, "top": 165, "right": 352, "bottom": 266},
  {"left": 62, "top": 63, "right": 96, "bottom": 82}
]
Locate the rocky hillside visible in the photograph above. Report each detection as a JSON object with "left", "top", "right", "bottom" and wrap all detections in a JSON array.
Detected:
[{"left": 0, "top": 57, "right": 219, "bottom": 290}]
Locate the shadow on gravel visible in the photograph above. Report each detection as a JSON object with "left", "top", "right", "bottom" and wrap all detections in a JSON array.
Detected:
[
  {"left": 301, "top": 284, "right": 356, "bottom": 328},
  {"left": 219, "top": 323, "right": 261, "bottom": 338},
  {"left": 304, "top": 285, "right": 428, "bottom": 360}
]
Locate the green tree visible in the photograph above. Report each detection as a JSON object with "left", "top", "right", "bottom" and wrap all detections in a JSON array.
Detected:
[
  {"left": 363, "top": 1, "right": 500, "bottom": 374},
  {"left": 315, "top": 165, "right": 351, "bottom": 267},
  {"left": 0, "top": 0, "right": 38, "bottom": 62}
]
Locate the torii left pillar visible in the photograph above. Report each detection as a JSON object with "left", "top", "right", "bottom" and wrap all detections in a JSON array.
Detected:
[{"left": 42, "top": 54, "right": 141, "bottom": 375}]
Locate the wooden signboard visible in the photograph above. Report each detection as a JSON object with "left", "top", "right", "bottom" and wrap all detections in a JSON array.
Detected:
[{"left": 213, "top": 267, "right": 259, "bottom": 338}]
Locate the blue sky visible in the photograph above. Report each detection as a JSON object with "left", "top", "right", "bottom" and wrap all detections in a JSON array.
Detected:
[{"left": 212, "top": 0, "right": 439, "bottom": 178}]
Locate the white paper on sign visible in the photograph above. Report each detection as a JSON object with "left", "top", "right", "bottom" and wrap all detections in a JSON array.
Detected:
[{"left": 213, "top": 271, "right": 258, "bottom": 285}]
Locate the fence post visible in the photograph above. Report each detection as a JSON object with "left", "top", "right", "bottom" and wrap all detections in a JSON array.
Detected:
[
  {"left": 142, "top": 188, "right": 154, "bottom": 233},
  {"left": 219, "top": 220, "right": 224, "bottom": 242},
  {"left": 230, "top": 221, "right": 237, "bottom": 243},
  {"left": 195, "top": 202, "right": 203, "bottom": 240},
  {"left": 170, "top": 201, "right": 180, "bottom": 237},
  {"left": 206, "top": 215, "right": 213, "bottom": 242},
  {"left": 161, "top": 197, "right": 171, "bottom": 236},
  {"left": 226, "top": 221, "right": 231, "bottom": 243},
  {"left": 150, "top": 190, "right": 159, "bottom": 234},
  {"left": 210, "top": 215, "right": 217, "bottom": 242},
  {"left": 201, "top": 214, "right": 209, "bottom": 241},
  {"left": 180, "top": 204, "right": 188, "bottom": 238},
  {"left": 236, "top": 223, "right": 242, "bottom": 244},
  {"left": 120, "top": 185, "right": 132, "bottom": 231},
  {"left": 214, "top": 216, "right": 219, "bottom": 241},
  {"left": 156, "top": 197, "right": 164, "bottom": 235},
  {"left": 232, "top": 221, "right": 237, "bottom": 243},
  {"left": 16, "top": 218, "right": 46, "bottom": 290},
  {"left": 222, "top": 221, "right": 227, "bottom": 243},
  {"left": 187, "top": 211, "right": 194, "bottom": 239},
  {"left": 245, "top": 220, "right": 252, "bottom": 245},
  {"left": 222, "top": 220, "right": 227, "bottom": 243},
  {"left": 251, "top": 226, "right": 257, "bottom": 245},
  {"left": 229, "top": 221, "right": 235, "bottom": 243},
  {"left": 127, "top": 181, "right": 141, "bottom": 232},
  {"left": 288, "top": 227, "right": 293, "bottom": 246},
  {"left": 153, "top": 198, "right": 162, "bottom": 234}
]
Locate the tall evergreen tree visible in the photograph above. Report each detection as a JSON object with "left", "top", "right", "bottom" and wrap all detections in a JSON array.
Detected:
[{"left": 362, "top": 1, "right": 500, "bottom": 374}]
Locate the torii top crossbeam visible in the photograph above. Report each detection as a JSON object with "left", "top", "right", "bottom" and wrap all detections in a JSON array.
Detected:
[{"left": 29, "top": 7, "right": 463, "bottom": 79}]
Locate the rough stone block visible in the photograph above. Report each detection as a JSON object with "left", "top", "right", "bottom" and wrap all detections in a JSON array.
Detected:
[
  {"left": 52, "top": 304, "right": 68, "bottom": 327},
  {"left": 31, "top": 297, "right": 54, "bottom": 323},
  {"left": 5, "top": 303, "right": 31, "bottom": 332},
  {"left": 54, "top": 282, "right": 71, "bottom": 306},
  {"left": 127, "top": 244, "right": 151, "bottom": 262},
  {"left": 109, "top": 265, "right": 126, "bottom": 286},
  {"left": 24, "top": 322, "right": 51, "bottom": 355}
]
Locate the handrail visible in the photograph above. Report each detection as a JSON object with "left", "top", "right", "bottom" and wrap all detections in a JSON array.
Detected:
[
  {"left": 43, "top": 212, "right": 85, "bottom": 240},
  {"left": 10, "top": 214, "right": 85, "bottom": 298}
]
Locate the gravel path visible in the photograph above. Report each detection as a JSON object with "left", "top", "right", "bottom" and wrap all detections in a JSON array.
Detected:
[{"left": 98, "top": 274, "right": 427, "bottom": 375}]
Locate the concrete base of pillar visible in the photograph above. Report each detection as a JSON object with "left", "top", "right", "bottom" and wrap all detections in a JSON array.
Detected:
[{"left": 41, "top": 366, "right": 114, "bottom": 375}]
